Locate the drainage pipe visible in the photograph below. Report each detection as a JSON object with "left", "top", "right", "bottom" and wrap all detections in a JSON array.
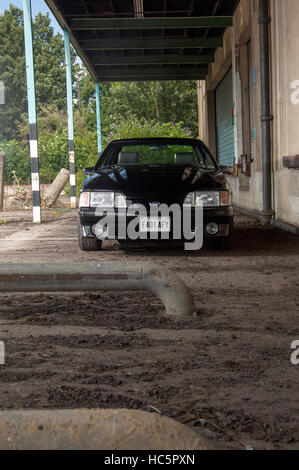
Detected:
[
  {"left": 259, "top": 0, "right": 275, "bottom": 223},
  {"left": 0, "top": 262, "right": 195, "bottom": 317}
]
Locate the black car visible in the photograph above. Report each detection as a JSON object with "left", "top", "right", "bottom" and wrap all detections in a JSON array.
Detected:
[{"left": 78, "top": 138, "right": 233, "bottom": 251}]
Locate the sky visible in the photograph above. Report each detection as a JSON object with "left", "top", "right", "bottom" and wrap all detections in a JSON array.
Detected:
[{"left": 0, "top": 0, "right": 62, "bottom": 33}]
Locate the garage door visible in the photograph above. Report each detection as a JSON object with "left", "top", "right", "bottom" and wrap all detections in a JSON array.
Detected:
[{"left": 216, "top": 68, "right": 235, "bottom": 167}]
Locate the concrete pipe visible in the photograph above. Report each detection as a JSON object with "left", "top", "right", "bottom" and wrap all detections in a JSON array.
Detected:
[
  {"left": 0, "top": 409, "right": 212, "bottom": 450},
  {"left": 43, "top": 168, "right": 70, "bottom": 207},
  {"left": 0, "top": 262, "right": 196, "bottom": 317}
]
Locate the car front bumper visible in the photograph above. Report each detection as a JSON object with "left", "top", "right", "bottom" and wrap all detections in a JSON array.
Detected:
[{"left": 78, "top": 206, "right": 233, "bottom": 241}]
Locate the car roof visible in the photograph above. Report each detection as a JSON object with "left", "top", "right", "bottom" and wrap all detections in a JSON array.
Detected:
[{"left": 109, "top": 137, "right": 203, "bottom": 146}]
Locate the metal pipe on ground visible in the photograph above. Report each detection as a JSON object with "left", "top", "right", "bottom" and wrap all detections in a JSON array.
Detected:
[
  {"left": 0, "top": 409, "right": 212, "bottom": 450},
  {"left": 43, "top": 168, "right": 70, "bottom": 207},
  {"left": 0, "top": 153, "right": 5, "bottom": 211},
  {"left": 0, "top": 262, "right": 196, "bottom": 317}
]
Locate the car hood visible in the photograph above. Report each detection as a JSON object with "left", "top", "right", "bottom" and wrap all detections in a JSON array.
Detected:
[{"left": 83, "top": 165, "right": 227, "bottom": 204}]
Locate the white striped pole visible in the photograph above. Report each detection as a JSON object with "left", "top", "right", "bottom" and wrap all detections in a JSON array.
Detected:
[
  {"left": 95, "top": 82, "right": 102, "bottom": 156},
  {"left": 63, "top": 29, "right": 76, "bottom": 209},
  {"left": 23, "top": 0, "right": 41, "bottom": 223}
]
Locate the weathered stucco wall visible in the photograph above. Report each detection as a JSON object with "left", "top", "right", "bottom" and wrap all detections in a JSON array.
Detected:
[
  {"left": 198, "top": 0, "right": 299, "bottom": 228},
  {"left": 270, "top": 0, "right": 299, "bottom": 227}
]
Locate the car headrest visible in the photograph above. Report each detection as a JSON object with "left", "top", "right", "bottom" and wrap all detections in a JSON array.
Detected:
[
  {"left": 174, "top": 153, "right": 196, "bottom": 165},
  {"left": 118, "top": 152, "right": 139, "bottom": 164}
]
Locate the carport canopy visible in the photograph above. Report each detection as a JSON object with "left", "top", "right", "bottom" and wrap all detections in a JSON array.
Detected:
[{"left": 45, "top": 0, "right": 239, "bottom": 82}]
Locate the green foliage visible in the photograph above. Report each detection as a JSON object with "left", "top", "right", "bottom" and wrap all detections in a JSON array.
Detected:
[
  {"left": 104, "top": 81, "right": 198, "bottom": 136},
  {"left": 3, "top": 139, "right": 31, "bottom": 184},
  {"left": 104, "top": 116, "right": 192, "bottom": 144},
  {"left": 0, "top": 5, "right": 74, "bottom": 141},
  {"left": 121, "top": 144, "right": 196, "bottom": 165},
  {"left": 38, "top": 131, "right": 69, "bottom": 182},
  {"left": 3, "top": 111, "right": 192, "bottom": 185},
  {"left": 0, "top": 8, "right": 200, "bottom": 191},
  {"left": 101, "top": 117, "right": 193, "bottom": 167},
  {"left": 3, "top": 125, "right": 98, "bottom": 185},
  {"left": 38, "top": 130, "right": 98, "bottom": 183},
  {"left": 78, "top": 74, "right": 198, "bottom": 137}
]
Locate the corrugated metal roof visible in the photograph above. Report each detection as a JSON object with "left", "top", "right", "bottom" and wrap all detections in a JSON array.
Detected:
[{"left": 45, "top": 0, "right": 239, "bottom": 82}]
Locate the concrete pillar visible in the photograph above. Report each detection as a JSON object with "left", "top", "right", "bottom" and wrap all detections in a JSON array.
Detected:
[
  {"left": 63, "top": 29, "right": 76, "bottom": 209},
  {"left": 95, "top": 82, "right": 102, "bottom": 156},
  {"left": 23, "top": 0, "right": 41, "bottom": 223}
]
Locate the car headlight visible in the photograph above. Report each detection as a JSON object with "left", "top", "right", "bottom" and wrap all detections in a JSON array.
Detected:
[
  {"left": 79, "top": 192, "right": 90, "bottom": 208},
  {"left": 79, "top": 191, "right": 127, "bottom": 208},
  {"left": 184, "top": 191, "right": 231, "bottom": 207}
]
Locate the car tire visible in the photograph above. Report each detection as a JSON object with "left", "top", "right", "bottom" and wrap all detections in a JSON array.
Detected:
[{"left": 78, "top": 224, "right": 102, "bottom": 251}]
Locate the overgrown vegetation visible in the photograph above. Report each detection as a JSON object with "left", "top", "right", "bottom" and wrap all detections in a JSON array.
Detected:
[{"left": 0, "top": 6, "right": 199, "bottom": 189}]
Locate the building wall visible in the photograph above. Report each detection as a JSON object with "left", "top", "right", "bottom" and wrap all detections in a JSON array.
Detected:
[
  {"left": 198, "top": 0, "right": 299, "bottom": 229},
  {"left": 270, "top": 0, "right": 299, "bottom": 227}
]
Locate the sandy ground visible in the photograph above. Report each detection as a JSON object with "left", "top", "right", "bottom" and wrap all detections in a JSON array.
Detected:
[{"left": 0, "top": 209, "right": 298, "bottom": 450}]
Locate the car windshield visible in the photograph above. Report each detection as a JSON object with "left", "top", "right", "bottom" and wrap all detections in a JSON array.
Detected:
[{"left": 102, "top": 142, "right": 218, "bottom": 171}]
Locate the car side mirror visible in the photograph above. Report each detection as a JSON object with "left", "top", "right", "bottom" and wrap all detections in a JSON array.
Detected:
[{"left": 84, "top": 167, "right": 95, "bottom": 175}]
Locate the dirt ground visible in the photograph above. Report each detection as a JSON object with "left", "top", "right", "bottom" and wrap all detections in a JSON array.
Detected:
[{"left": 0, "top": 209, "right": 298, "bottom": 450}]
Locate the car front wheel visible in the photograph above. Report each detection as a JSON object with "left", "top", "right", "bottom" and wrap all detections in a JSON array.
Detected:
[{"left": 78, "top": 224, "right": 102, "bottom": 251}]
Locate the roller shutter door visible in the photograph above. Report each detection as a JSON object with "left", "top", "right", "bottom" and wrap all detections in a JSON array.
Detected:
[{"left": 216, "top": 68, "right": 235, "bottom": 167}]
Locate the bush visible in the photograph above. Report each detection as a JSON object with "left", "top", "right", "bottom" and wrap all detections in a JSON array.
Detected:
[
  {"left": 3, "top": 140, "right": 31, "bottom": 184},
  {"left": 3, "top": 130, "right": 98, "bottom": 185},
  {"left": 104, "top": 115, "right": 192, "bottom": 145},
  {"left": 38, "top": 130, "right": 98, "bottom": 183},
  {"left": 3, "top": 115, "right": 193, "bottom": 191}
]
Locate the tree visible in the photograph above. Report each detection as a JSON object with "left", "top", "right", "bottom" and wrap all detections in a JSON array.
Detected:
[
  {"left": 0, "top": 5, "right": 72, "bottom": 141},
  {"left": 78, "top": 74, "right": 198, "bottom": 137},
  {"left": 4, "top": 104, "right": 98, "bottom": 185}
]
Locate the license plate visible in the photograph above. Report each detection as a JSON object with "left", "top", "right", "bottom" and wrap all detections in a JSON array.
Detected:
[{"left": 139, "top": 217, "right": 171, "bottom": 233}]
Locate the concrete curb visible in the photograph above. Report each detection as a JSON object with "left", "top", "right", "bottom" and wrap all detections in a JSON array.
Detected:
[{"left": 0, "top": 408, "right": 212, "bottom": 450}]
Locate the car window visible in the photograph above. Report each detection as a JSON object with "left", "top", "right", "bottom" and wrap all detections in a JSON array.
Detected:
[
  {"left": 118, "top": 144, "right": 197, "bottom": 165},
  {"left": 98, "top": 142, "right": 218, "bottom": 171},
  {"left": 195, "top": 145, "right": 218, "bottom": 170}
]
